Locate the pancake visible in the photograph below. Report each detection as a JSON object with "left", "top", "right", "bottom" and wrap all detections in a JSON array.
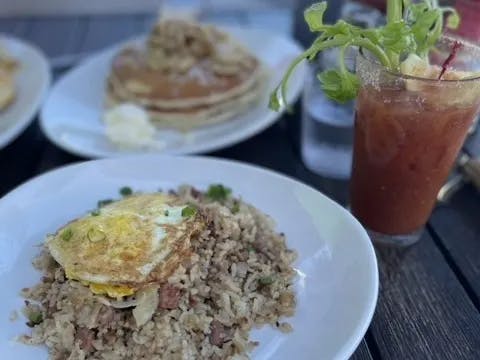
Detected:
[
  {"left": 0, "top": 47, "right": 17, "bottom": 111},
  {"left": 108, "top": 46, "right": 261, "bottom": 109},
  {"left": 106, "top": 71, "right": 264, "bottom": 130},
  {"left": 46, "top": 193, "right": 204, "bottom": 298},
  {"left": 104, "top": 19, "right": 263, "bottom": 130},
  {"left": 0, "top": 68, "right": 15, "bottom": 110}
]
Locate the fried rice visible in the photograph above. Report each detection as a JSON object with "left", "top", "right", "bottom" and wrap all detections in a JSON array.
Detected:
[{"left": 19, "top": 186, "right": 297, "bottom": 359}]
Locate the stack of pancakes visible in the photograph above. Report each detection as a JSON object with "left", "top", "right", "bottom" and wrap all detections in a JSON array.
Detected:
[{"left": 106, "top": 20, "right": 263, "bottom": 130}]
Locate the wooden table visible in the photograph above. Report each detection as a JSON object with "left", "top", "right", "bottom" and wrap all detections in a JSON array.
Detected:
[{"left": 0, "top": 12, "right": 479, "bottom": 360}]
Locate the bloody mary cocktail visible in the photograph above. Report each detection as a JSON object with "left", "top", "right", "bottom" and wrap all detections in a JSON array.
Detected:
[{"left": 350, "top": 40, "right": 480, "bottom": 245}]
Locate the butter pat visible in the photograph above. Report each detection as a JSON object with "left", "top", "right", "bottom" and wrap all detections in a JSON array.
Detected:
[{"left": 104, "top": 103, "right": 157, "bottom": 149}]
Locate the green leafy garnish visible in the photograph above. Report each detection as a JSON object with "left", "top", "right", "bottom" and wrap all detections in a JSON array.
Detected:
[
  {"left": 318, "top": 69, "right": 359, "bottom": 103},
  {"left": 380, "top": 21, "right": 416, "bottom": 54},
  {"left": 407, "top": 4, "right": 440, "bottom": 57},
  {"left": 97, "top": 199, "right": 113, "bottom": 208},
  {"left": 91, "top": 209, "right": 101, "bottom": 216},
  {"left": 181, "top": 205, "right": 197, "bottom": 217},
  {"left": 61, "top": 228, "right": 73, "bottom": 242},
  {"left": 269, "top": 0, "right": 460, "bottom": 106},
  {"left": 119, "top": 186, "right": 133, "bottom": 196},
  {"left": 164, "top": 209, "right": 169, "bottom": 216},
  {"left": 304, "top": 2, "right": 327, "bottom": 31},
  {"left": 268, "top": 92, "right": 282, "bottom": 112},
  {"left": 27, "top": 311, "right": 43, "bottom": 326},
  {"left": 258, "top": 276, "right": 274, "bottom": 286},
  {"left": 206, "top": 184, "right": 232, "bottom": 202},
  {"left": 232, "top": 201, "right": 240, "bottom": 214}
]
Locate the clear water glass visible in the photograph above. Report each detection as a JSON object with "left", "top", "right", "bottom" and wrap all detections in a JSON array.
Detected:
[{"left": 301, "top": 57, "right": 355, "bottom": 180}]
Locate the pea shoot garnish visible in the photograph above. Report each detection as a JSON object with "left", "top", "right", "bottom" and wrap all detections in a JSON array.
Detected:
[
  {"left": 61, "top": 228, "right": 73, "bottom": 242},
  {"left": 258, "top": 276, "right": 274, "bottom": 286},
  {"left": 119, "top": 186, "right": 133, "bottom": 196},
  {"left": 232, "top": 201, "right": 240, "bottom": 214},
  {"left": 27, "top": 311, "right": 43, "bottom": 326},
  {"left": 181, "top": 205, "right": 197, "bottom": 217},
  {"left": 206, "top": 184, "right": 232, "bottom": 202}
]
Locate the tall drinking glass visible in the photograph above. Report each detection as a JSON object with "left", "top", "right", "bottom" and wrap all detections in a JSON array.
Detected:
[{"left": 350, "top": 37, "right": 480, "bottom": 246}]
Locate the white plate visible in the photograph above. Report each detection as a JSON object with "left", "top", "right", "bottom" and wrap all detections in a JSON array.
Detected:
[
  {"left": 0, "top": 155, "right": 378, "bottom": 360},
  {"left": 0, "top": 35, "right": 50, "bottom": 149},
  {"left": 40, "top": 27, "right": 305, "bottom": 158}
]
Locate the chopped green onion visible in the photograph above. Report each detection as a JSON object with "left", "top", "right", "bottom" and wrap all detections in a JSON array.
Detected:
[
  {"left": 91, "top": 209, "right": 101, "bottom": 216},
  {"left": 181, "top": 205, "right": 197, "bottom": 217},
  {"left": 258, "top": 276, "right": 274, "bottom": 286},
  {"left": 97, "top": 199, "right": 113, "bottom": 208},
  {"left": 164, "top": 209, "right": 169, "bottom": 216},
  {"left": 61, "top": 228, "right": 73, "bottom": 242},
  {"left": 27, "top": 312, "right": 43, "bottom": 326},
  {"left": 119, "top": 186, "right": 133, "bottom": 196},
  {"left": 232, "top": 201, "right": 240, "bottom": 214},
  {"left": 206, "top": 184, "right": 232, "bottom": 202},
  {"left": 87, "top": 227, "right": 106, "bottom": 243}
]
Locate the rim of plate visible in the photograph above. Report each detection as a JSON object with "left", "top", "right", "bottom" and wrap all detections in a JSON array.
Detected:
[
  {"left": 0, "top": 155, "right": 378, "bottom": 359},
  {"left": 0, "top": 35, "right": 51, "bottom": 149},
  {"left": 39, "top": 27, "right": 305, "bottom": 158}
]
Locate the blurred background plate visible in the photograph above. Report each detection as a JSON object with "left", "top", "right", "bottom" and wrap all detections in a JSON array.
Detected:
[
  {"left": 0, "top": 35, "right": 50, "bottom": 150},
  {"left": 40, "top": 27, "right": 305, "bottom": 158}
]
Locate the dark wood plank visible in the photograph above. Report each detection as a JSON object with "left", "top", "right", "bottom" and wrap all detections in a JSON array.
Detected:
[
  {"left": 465, "top": 126, "right": 480, "bottom": 156},
  {"left": 429, "top": 184, "right": 480, "bottom": 307},
  {"left": 24, "top": 16, "right": 86, "bottom": 57},
  {"left": 350, "top": 339, "right": 374, "bottom": 360},
  {"left": 34, "top": 141, "right": 82, "bottom": 175},
  {"left": 0, "top": 18, "right": 31, "bottom": 36},
  {"left": 80, "top": 14, "right": 147, "bottom": 53},
  {"left": 369, "top": 231, "right": 480, "bottom": 360},
  {"left": 0, "top": 18, "right": 23, "bottom": 34},
  {"left": 0, "top": 122, "right": 46, "bottom": 197}
]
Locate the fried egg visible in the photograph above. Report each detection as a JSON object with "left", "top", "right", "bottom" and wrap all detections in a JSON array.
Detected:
[{"left": 46, "top": 193, "right": 203, "bottom": 298}]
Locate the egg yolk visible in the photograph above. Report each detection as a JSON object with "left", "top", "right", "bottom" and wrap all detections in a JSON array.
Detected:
[
  {"left": 66, "top": 269, "right": 135, "bottom": 298},
  {"left": 89, "top": 283, "right": 135, "bottom": 298}
]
